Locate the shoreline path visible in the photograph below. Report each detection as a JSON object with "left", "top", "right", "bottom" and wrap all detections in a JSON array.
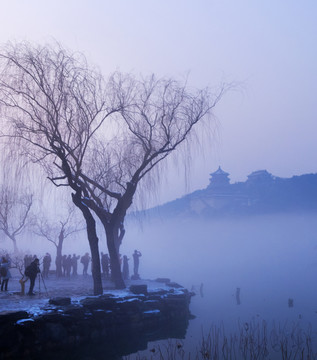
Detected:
[{"left": 0, "top": 269, "right": 172, "bottom": 313}]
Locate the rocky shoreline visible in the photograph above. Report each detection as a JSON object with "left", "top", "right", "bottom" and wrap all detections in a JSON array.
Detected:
[{"left": 0, "top": 282, "right": 194, "bottom": 359}]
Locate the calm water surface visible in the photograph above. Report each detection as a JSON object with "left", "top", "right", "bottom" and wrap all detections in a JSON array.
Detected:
[{"left": 123, "top": 213, "right": 317, "bottom": 358}]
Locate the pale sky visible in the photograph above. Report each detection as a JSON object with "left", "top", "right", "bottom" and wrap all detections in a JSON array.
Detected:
[{"left": 1, "top": 0, "right": 316, "bottom": 205}]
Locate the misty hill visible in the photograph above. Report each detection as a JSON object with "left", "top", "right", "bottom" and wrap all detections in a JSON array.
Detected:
[{"left": 142, "top": 167, "right": 317, "bottom": 218}]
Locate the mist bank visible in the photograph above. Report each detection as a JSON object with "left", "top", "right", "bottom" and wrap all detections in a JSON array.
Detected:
[
  {"left": 2, "top": 212, "right": 316, "bottom": 358},
  {"left": 123, "top": 213, "right": 317, "bottom": 325},
  {"left": 5, "top": 212, "right": 316, "bottom": 293},
  {"left": 125, "top": 212, "right": 317, "bottom": 283}
]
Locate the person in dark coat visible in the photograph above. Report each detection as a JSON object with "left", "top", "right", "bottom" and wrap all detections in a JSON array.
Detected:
[
  {"left": 0, "top": 256, "right": 11, "bottom": 291},
  {"left": 42, "top": 252, "right": 51, "bottom": 278},
  {"left": 81, "top": 253, "right": 90, "bottom": 276},
  {"left": 65, "top": 255, "right": 72, "bottom": 278},
  {"left": 101, "top": 252, "right": 110, "bottom": 279},
  {"left": 132, "top": 250, "right": 142, "bottom": 277},
  {"left": 25, "top": 258, "right": 40, "bottom": 296},
  {"left": 71, "top": 254, "right": 80, "bottom": 276},
  {"left": 62, "top": 255, "right": 67, "bottom": 276}
]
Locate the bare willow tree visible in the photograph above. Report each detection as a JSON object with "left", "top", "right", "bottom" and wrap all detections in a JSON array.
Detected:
[
  {"left": 0, "top": 187, "right": 33, "bottom": 253},
  {"left": 0, "top": 41, "right": 124, "bottom": 294},
  {"left": 80, "top": 75, "right": 225, "bottom": 287},
  {"left": 0, "top": 41, "right": 224, "bottom": 291},
  {"left": 34, "top": 205, "right": 83, "bottom": 277}
]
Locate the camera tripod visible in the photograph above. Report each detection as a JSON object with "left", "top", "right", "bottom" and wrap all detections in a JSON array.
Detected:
[{"left": 38, "top": 270, "right": 49, "bottom": 297}]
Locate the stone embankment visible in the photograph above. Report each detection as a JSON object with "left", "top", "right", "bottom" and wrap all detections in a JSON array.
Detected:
[{"left": 0, "top": 282, "right": 194, "bottom": 359}]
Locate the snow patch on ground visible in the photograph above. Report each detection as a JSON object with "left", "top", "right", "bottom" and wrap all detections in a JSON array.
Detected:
[{"left": 0, "top": 273, "right": 173, "bottom": 313}]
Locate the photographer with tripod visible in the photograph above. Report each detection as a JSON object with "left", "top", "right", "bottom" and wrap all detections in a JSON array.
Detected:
[{"left": 24, "top": 258, "right": 40, "bottom": 296}]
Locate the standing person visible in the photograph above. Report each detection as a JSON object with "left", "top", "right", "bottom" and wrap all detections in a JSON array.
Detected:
[
  {"left": 122, "top": 255, "right": 130, "bottom": 280},
  {"left": 132, "top": 250, "right": 142, "bottom": 279},
  {"left": 100, "top": 252, "right": 110, "bottom": 279},
  {"left": 25, "top": 258, "right": 40, "bottom": 296},
  {"left": 65, "top": 255, "right": 72, "bottom": 278},
  {"left": 0, "top": 256, "right": 11, "bottom": 291},
  {"left": 81, "top": 252, "right": 90, "bottom": 276},
  {"left": 62, "top": 255, "right": 67, "bottom": 277},
  {"left": 71, "top": 254, "right": 80, "bottom": 276},
  {"left": 42, "top": 253, "right": 51, "bottom": 278}
]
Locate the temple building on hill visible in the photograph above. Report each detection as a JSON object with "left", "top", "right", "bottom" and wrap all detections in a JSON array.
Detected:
[
  {"left": 246, "top": 170, "right": 274, "bottom": 184},
  {"left": 189, "top": 166, "right": 248, "bottom": 214},
  {"left": 148, "top": 167, "right": 317, "bottom": 218},
  {"left": 207, "top": 166, "right": 230, "bottom": 188}
]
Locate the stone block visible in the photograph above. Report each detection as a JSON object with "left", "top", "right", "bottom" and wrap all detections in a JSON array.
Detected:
[
  {"left": 166, "top": 282, "right": 183, "bottom": 288},
  {"left": 49, "top": 297, "right": 71, "bottom": 306},
  {"left": 155, "top": 278, "right": 171, "bottom": 283},
  {"left": 0, "top": 311, "right": 29, "bottom": 325},
  {"left": 129, "top": 284, "right": 148, "bottom": 295},
  {"left": 80, "top": 297, "right": 118, "bottom": 310}
]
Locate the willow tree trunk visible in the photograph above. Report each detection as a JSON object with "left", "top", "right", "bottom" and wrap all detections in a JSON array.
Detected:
[
  {"left": 89, "top": 204, "right": 126, "bottom": 290},
  {"left": 8, "top": 235, "right": 18, "bottom": 253},
  {"left": 89, "top": 229, "right": 103, "bottom": 295},
  {"left": 105, "top": 225, "right": 125, "bottom": 289},
  {"left": 72, "top": 193, "right": 103, "bottom": 295},
  {"left": 100, "top": 182, "right": 135, "bottom": 290},
  {"left": 84, "top": 215, "right": 103, "bottom": 295}
]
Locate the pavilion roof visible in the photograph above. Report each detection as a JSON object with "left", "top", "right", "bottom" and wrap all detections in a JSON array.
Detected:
[{"left": 210, "top": 166, "right": 229, "bottom": 177}]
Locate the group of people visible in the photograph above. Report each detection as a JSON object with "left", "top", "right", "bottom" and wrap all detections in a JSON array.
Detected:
[
  {"left": 61, "top": 254, "right": 81, "bottom": 277},
  {"left": 24, "top": 252, "right": 92, "bottom": 279},
  {"left": 25, "top": 253, "right": 51, "bottom": 280},
  {"left": 0, "top": 248, "right": 142, "bottom": 295},
  {"left": 100, "top": 250, "right": 142, "bottom": 280},
  {"left": 27, "top": 249, "right": 142, "bottom": 281},
  {"left": 38, "top": 252, "right": 85, "bottom": 278}
]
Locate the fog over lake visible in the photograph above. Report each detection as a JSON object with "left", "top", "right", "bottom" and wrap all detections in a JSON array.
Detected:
[
  {"left": 2, "top": 201, "right": 317, "bottom": 356},
  {"left": 26, "top": 211, "right": 317, "bottom": 331},
  {"left": 120, "top": 212, "right": 317, "bottom": 354},
  {"left": 11, "top": 211, "right": 317, "bottom": 334}
]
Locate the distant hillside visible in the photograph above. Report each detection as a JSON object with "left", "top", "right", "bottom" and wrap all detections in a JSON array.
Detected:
[{"left": 141, "top": 168, "right": 317, "bottom": 219}]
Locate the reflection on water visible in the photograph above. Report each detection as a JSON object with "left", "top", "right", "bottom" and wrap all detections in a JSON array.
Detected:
[{"left": 45, "top": 317, "right": 190, "bottom": 360}]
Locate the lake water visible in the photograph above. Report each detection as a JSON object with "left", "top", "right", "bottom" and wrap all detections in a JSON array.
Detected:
[{"left": 122, "top": 212, "right": 317, "bottom": 359}]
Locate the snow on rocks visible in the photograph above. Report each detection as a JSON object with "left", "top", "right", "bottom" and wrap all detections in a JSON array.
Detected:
[{"left": 0, "top": 275, "right": 194, "bottom": 359}]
